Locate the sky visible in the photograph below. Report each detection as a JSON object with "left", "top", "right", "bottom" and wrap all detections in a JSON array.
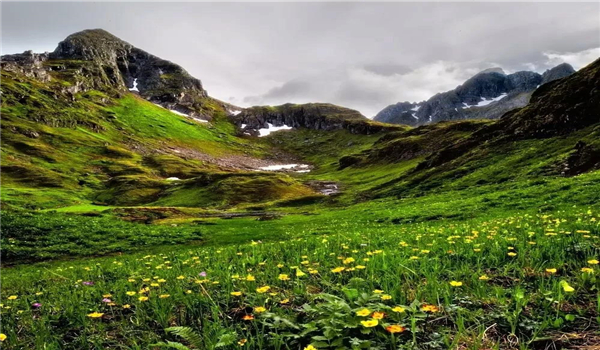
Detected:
[{"left": 2, "top": 2, "right": 599, "bottom": 117}]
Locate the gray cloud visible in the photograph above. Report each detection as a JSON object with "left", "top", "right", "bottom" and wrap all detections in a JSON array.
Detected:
[{"left": 2, "top": 2, "right": 599, "bottom": 117}]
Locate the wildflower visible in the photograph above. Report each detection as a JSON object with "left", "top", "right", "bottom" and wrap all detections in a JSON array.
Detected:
[
  {"left": 449, "top": 281, "right": 463, "bottom": 287},
  {"left": 126, "top": 291, "right": 136, "bottom": 296},
  {"left": 560, "top": 281, "right": 575, "bottom": 293},
  {"left": 508, "top": 252, "right": 517, "bottom": 257},
  {"left": 159, "top": 294, "right": 170, "bottom": 299},
  {"left": 356, "top": 308, "right": 371, "bottom": 316},
  {"left": 372, "top": 311, "right": 385, "bottom": 319},
  {"left": 242, "top": 315, "right": 254, "bottom": 321},
  {"left": 361, "top": 319, "right": 379, "bottom": 328},
  {"left": 231, "top": 291, "right": 242, "bottom": 296},
  {"left": 409, "top": 256, "right": 419, "bottom": 260},
  {"left": 102, "top": 298, "right": 112, "bottom": 303},
  {"left": 278, "top": 274, "right": 290, "bottom": 281},
  {"left": 304, "top": 345, "right": 317, "bottom": 350},
  {"left": 246, "top": 275, "right": 256, "bottom": 281},
  {"left": 254, "top": 306, "right": 266, "bottom": 313},
  {"left": 138, "top": 296, "right": 149, "bottom": 302},
  {"left": 331, "top": 267, "right": 345, "bottom": 273},
  {"left": 581, "top": 267, "right": 594, "bottom": 273},
  {"left": 545, "top": 268, "right": 557, "bottom": 274},
  {"left": 7, "top": 296, "right": 17, "bottom": 300},
  {"left": 373, "top": 289, "right": 384, "bottom": 294},
  {"left": 421, "top": 304, "right": 440, "bottom": 313},
  {"left": 102, "top": 294, "right": 112, "bottom": 298},
  {"left": 256, "top": 286, "right": 271, "bottom": 293},
  {"left": 238, "top": 338, "right": 248, "bottom": 346},
  {"left": 176, "top": 275, "right": 185, "bottom": 280},
  {"left": 280, "top": 298, "right": 290, "bottom": 304},
  {"left": 123, "top": 304, "right": 131, "bottom": 309},
  {"left": 355, "top": 265, "right": 366, "bottom": 269},
  {"left": 128, "top": 278, "right": 136, "bottom": 282},
  {"left": 0, "top": 334, "right": 5, "bottom": 341},
  {"left": 296, "top": 269, "right": 306, "bottom": 277},
  {"left": 199, "top": 271, "right": 207, "bottom": 277},
  {"left": 588, "top": 259, "right": 599, "bottom": 265},
  {"left": 381, "top": 294, "right": 392, "bottom": 300},
  {"left": 32, "top": 303, "right": 42, "bottom": 309},
  {"left": 479, "top": 275, "right": 490, "bottom": 280},
  {"left": 82, "top": 281, "right": 94, "bottom": 286},
  {"left": 277, "top": 264, "right": 284, "bottom": 268},
  {"left": 392, "top": 306, "right": 405, "bottom": 313},
  {"left": 386, "top": 325, "right": 406, "bottom": 334},
  {"left": 342, "top": 257, "right": 355, "bottom": 264},
  {"left": 87, "top": 312, "right": 104, "bottom": 318}
]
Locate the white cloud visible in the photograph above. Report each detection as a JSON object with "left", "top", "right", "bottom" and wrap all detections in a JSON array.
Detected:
[{"left": 543, "top": 47, "right": 600, "bottom": 70}]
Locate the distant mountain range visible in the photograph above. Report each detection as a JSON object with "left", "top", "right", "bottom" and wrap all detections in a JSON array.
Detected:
[{"left": 373, "top": 63, "right": 575, "bottom": 126}]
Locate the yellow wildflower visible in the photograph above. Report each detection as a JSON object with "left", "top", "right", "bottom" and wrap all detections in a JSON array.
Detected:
[{"left": 356, "top": 308, "right": 371, "bottom": 316}]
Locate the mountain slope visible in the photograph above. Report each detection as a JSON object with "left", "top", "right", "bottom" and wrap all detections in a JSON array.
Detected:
[
  {"left": 374, "top": 63, "right": 575, "bottom": 126},
  {"left": 0, "top": 30, "right": 334, "bottom": 210}
]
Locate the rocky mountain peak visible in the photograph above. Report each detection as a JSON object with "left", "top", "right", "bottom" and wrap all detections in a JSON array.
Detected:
[
  {"left": 542, "top": 62, "right": 576, "bottom": 84},
  {"left": 51, "top": 29, "right": 132, "bottom": 62},
  {"left": 374, "top": 62, "right": 575, "bottom": 127},
  {"left": 477, "top": 67, "right": 506, "bottom": 75}
]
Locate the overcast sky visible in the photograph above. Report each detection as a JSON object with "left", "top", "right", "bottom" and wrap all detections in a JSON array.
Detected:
[{"left": 2, "top": 2, "right": 599, "bottom": 117}]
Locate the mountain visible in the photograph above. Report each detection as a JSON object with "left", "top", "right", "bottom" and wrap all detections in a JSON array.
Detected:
[
  {"left": 374, "top": 63, "right": 575, "bottom": 126},
  {"left": 231, "top": 103, "right": 401, "bottom": 136}
]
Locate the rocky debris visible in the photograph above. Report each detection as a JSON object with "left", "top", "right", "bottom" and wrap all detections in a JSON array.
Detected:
[
  {"left": 233, "top": 103, "right": 400, "bottom": 135},
  {"left": 1, "top": 50, "right": 51, "bottom": 82},
  {"left": 560, "top": 141, "right": 600, "bottom": 176},
  {"left": 306, "top": 181, "right": 340, "bottom": 196},
  {"left": 374, "top": 63, "right": 575, "bottom": 126}
]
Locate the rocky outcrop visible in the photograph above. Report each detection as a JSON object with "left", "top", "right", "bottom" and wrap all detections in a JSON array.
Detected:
[
  {"left": 560, "top": 141, "right": 600, "bottom": 176},
  {"left": 374, "top": 64, "right": 575, "bottom": 126},
  {"left": 232, "top": 103, "right": 401, "bottom": 135},
  {"left": 1, "top": 51, "right": 51, "bottom": 82}
]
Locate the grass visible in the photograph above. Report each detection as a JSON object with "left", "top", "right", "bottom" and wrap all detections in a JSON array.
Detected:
[{"left": 1, "top": 207, "right": 598, "bottom": 349}]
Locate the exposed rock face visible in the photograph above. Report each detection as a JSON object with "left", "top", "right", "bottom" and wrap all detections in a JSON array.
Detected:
[
  {"left": 2, "top": 29, "right": 223, "bottom": 119},
  {"left": 231, "top": 103, "right": 400, "bottom": 135},
  {"left": 374, "top": 64, "right": 575, "bottom": 126},
  {"left": 49, "top": 29, "right": 209, "bottom": 114},
  {"left": 560, "top": 141, "right": 600, "bottom": 176},
  {"left": 372, "top": 102, "right": 420, "bottom": 124},
  {"left": 542, "top": 63, "right": 576, "bottom": 84}
]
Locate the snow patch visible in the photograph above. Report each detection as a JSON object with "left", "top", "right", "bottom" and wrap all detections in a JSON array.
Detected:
[
  {"left": 166, "top": 177, "right": 181, "bottom": 181},
  {"left": 191, "top": 117, "right": 209, "bottom": 123},
  {"left": 229, "top": 109, "right": 242, "bottom": 116},
  {"left": 129, "top": 78, "right": 139, "bottom": 92},
  {"left": 411, "top": 105, "right": 421, "bottom": 112},
  {"left": 259, "top": 164, "right": 302, "bottom": 171},
  {"left": 465, "top": 93, "right": 508, "bottom": 108},
  {"left": 258, "top": 123, "right": 293, "bottom": 137},
  {"left": 169, "top": 109, "right": 189, "bottom": 117}
]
